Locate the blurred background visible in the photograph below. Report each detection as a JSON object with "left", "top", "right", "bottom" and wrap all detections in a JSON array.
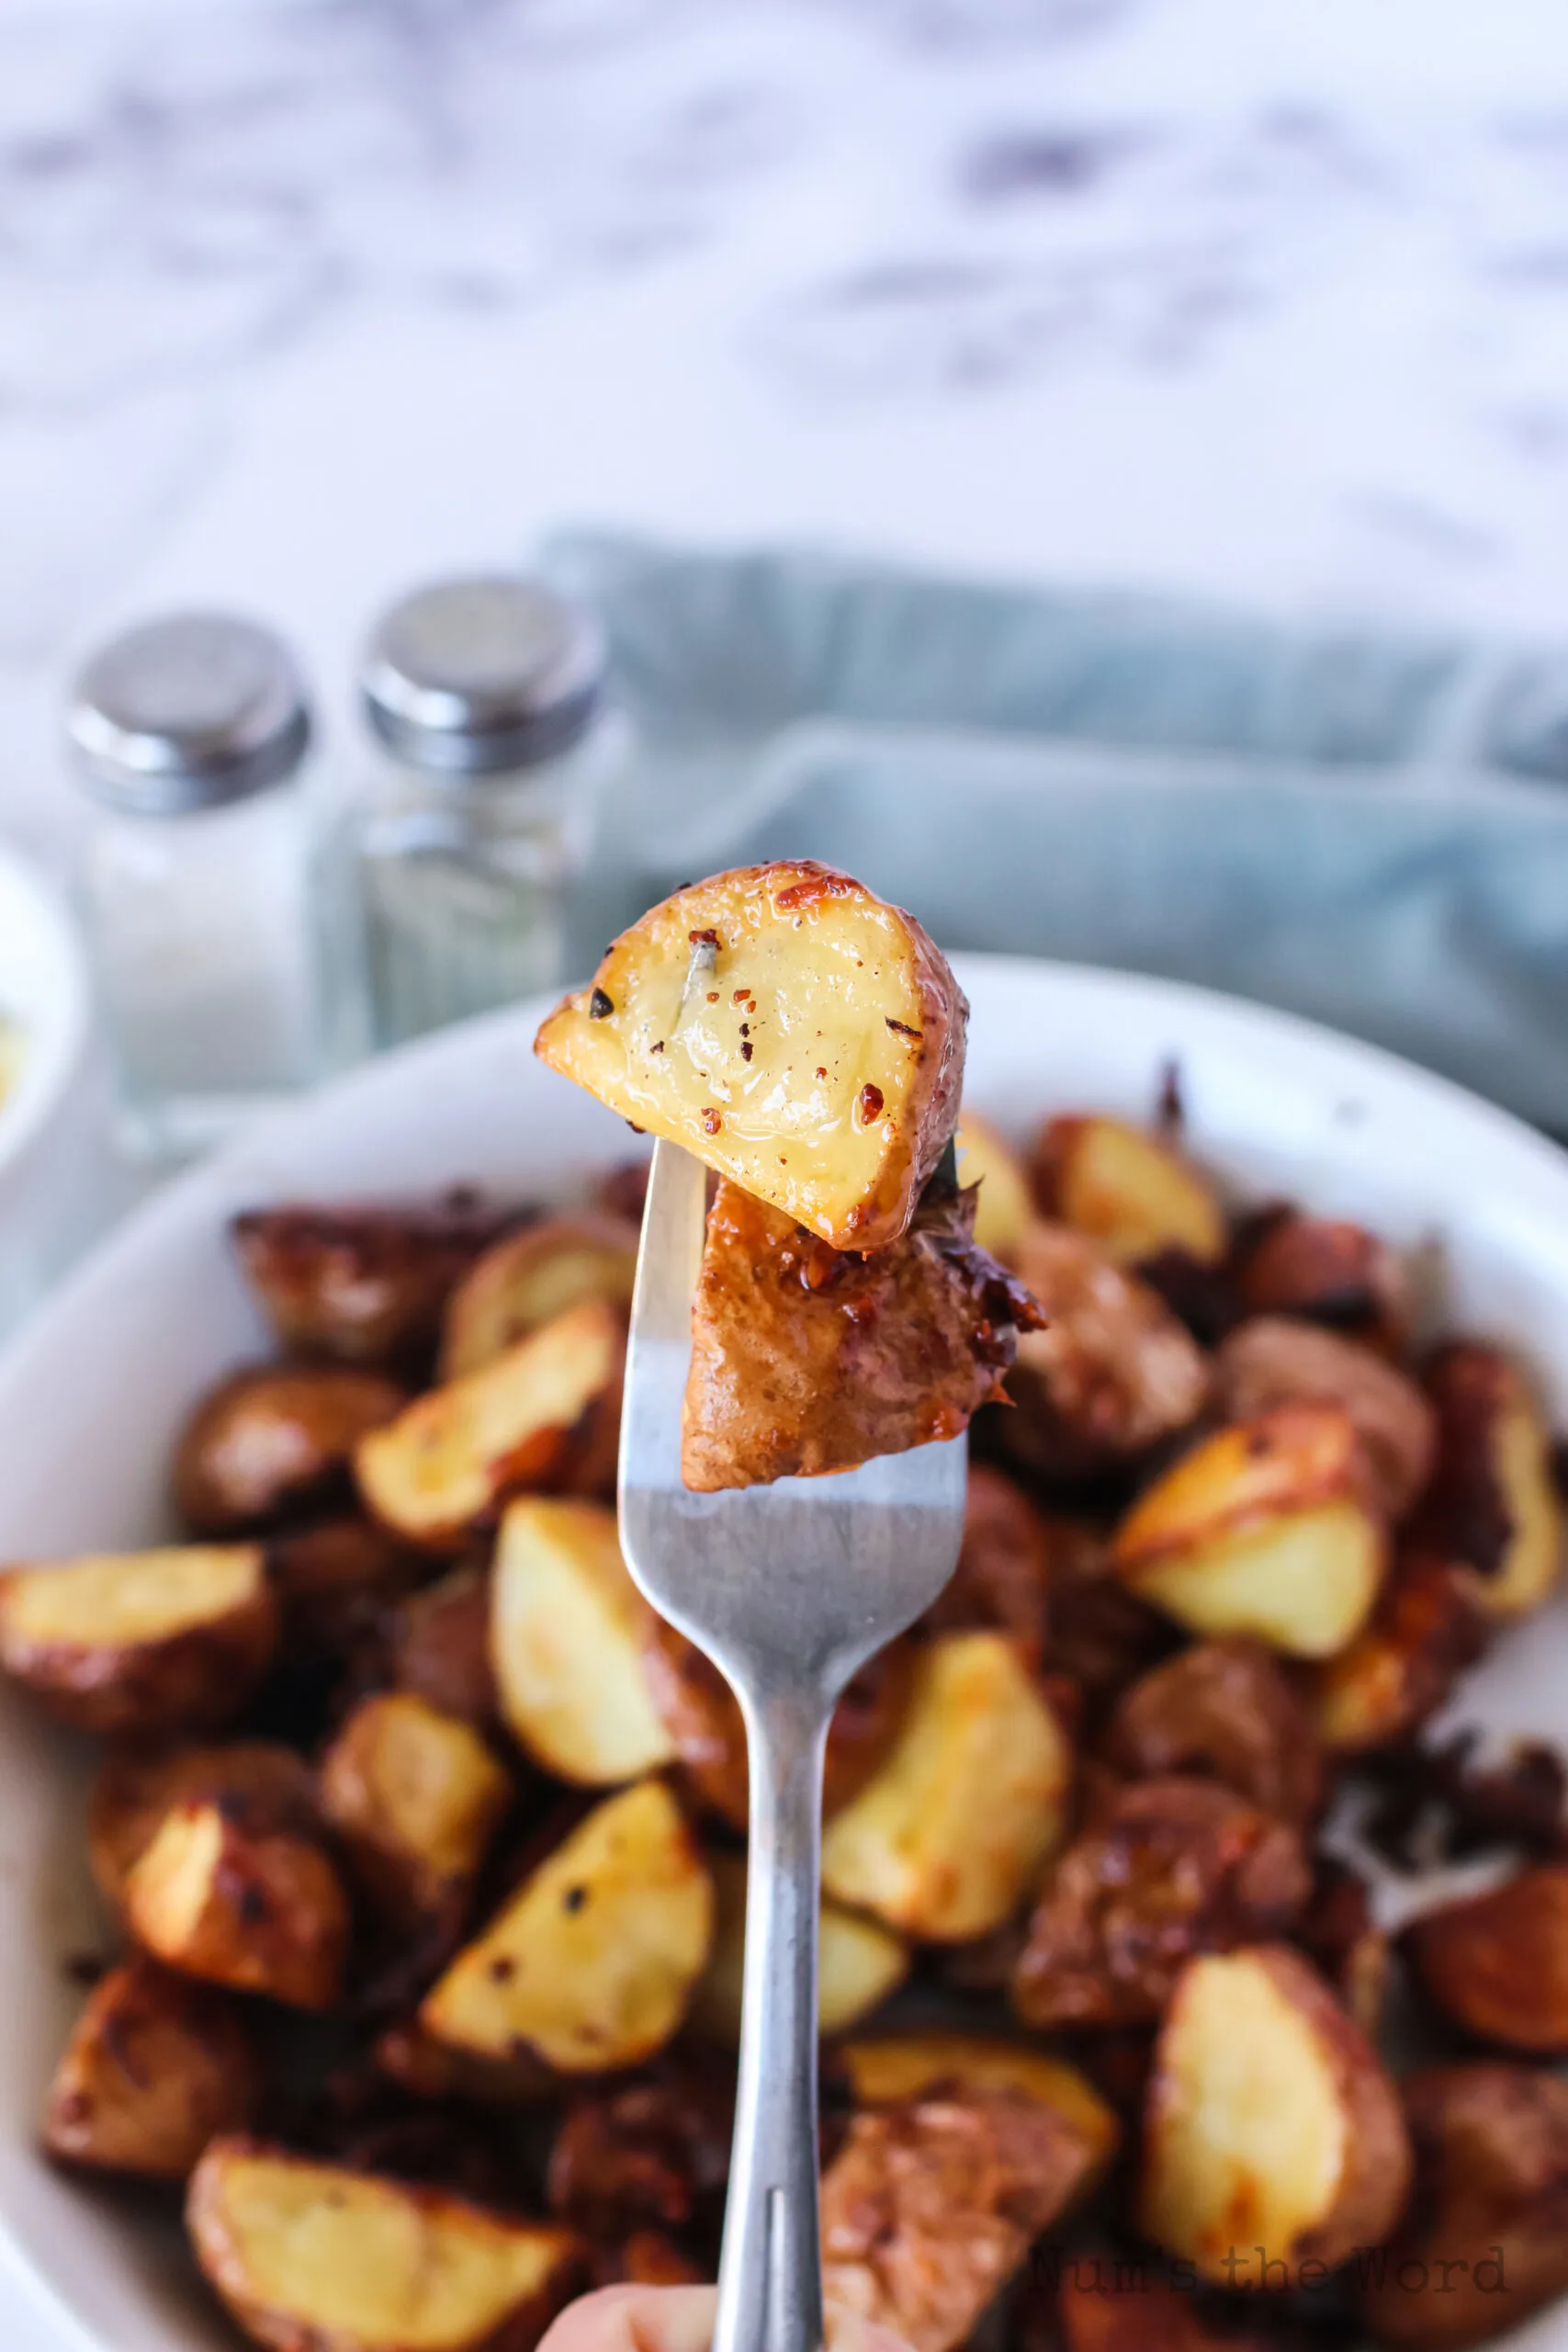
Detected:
[{"left": 5, "top": 0, "right": 1568, "bottom": 1318}]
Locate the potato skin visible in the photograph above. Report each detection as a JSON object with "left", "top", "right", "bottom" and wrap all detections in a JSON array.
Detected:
[
  {"left": 268, "top": 1516, "right": 424, "bottom": 1661},
  {"left": 922, "top": 1465, "right": 1053, "bottom": 1667},
  {"left": 42, "top": 1961, "right": 260, "bottom": 2181},
  {"left": 232, "top": 1199, "right": 515, "bottom": 1370},
  {"left": 318, "top": 1691, "right": 513, "bottom": 1935},
  {"left": 1213, "top": 1317, "right": 1435, "bottom": 1521},
  {"left": 545, "top": 2061, "right": 733, "bottom": 2240},
  {"left": 389, "top": 1567, "right": 498, "bottom": 1729},
  {"left": 1410, "top": 1341, "right": 1564, "bottom": 1619},
  {"left": 1239, "top": 1211, "right": 1408, "bottom": 1351},
  {"left": 1101, "top": 1638, "right": 1323, "bottom": 1827},
  {"left": 88, "top": 1738, "right": 319, "bottom": 1914},
  {"left": 124, "top": 1797, "right": 350, "bottom": 2012},
  {"left": 175, "top": 1364, "right": 408, "bottom": 1535},
  {"left": 1404, "top": 1866, "right": 1568, "bottom": 2052}
]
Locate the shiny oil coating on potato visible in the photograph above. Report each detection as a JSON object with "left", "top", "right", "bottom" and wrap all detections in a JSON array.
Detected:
[{"left": 535, "top": 863, "right": 967, "bottom": 1250}]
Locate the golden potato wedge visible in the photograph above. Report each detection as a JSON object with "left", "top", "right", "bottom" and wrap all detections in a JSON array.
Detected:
[
  {"left": 231, "top": 1197, "right": 514, "bottom": 1369},
  {"left": 355, "top": 1298, "right": 624, "bottom": 1551},
  {"left": 955, "top": 1114, "right": 1032, "bottom": 1263},
  {"left": 1111, "top": 1406, "right": 1386, "bottom": 1657},
  {"left": 440, "top": 1215, "right": 639, "bottom": 1382},
  {"left": 42, "top": 1960, "right": 259, "bottom": 2181},
  {"left": 420, "top": 1780, "right": 713, "bottom": 2074},
  {"left": 489, "top": 1498, "right": 674, "bottom": 1784},
  {"left": 833, "top": 2032, "right": 1118, "bottom": 2190},
  {"left": 1034, "top": 1114, "right": 1226, "bottom": 1267},
  {"left": 88, "top": 1739, "right": 319, "bottom": 1915},
  {"left": 1361, "top": 2064, "right": 1568, "bottom": 2350},
  {"left": 1312, "top": 1552, "right": 1486, "bottom": 1755},
  {"left": 175, "top": 1364, "right": 408, "bottom": 1536},
  {"left": 821, "top": 2090, "right": 1103, "bottom": 2352},
  {"left": 1404, "top": 1865, "right": 1568, "bottom": 2052},
  {"left": 124, "top": 1796, "right": 349, "bottom": 2011},
  {"left": 1139, "top": 1944, "right": 1411, "bottom": 2285},
  {"left": 1413, "top": 1341, "right": 1564, "bottom": 1619},
  {"left": 1101, "top": 1637, "right": 1323, "bottom": 1826},
  {"left": 820, "top": 1631, "right": 1071, "bottom": 1942},
  {"left": 390, "top": 1567, "right": 497, "bottom": 1729},
  {"left": 0, "top": 1544, "right": 276, "bottom": 1736},
  {"left": 999, "top": 1222, "right": 1210, "bottom": 1479},
  {"left": 1213, "top": 1317, "right": 1435, "bottom": 1521},
  {"left": 535, "top": 863, "right": 967, "bottom": 1251},
  {"left": 1239, "top": 1209, "right": 1408, "bottom": 1351},
  {"left": 187, "top": 2136, "right": 584, "bottom": 2352},
  {"left": 319, "top": 1692, "right": 513, "bottom": 1933},
  {"left": 681, "top": 1181, "right": 1042, "bottom": 1488},
  {"left": 689, "top": 1851, "right": 908, "bottom": 2044}
]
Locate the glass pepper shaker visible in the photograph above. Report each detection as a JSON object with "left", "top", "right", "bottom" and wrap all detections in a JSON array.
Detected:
[
  {"left": 355, "top": 575, "right": 618, "bottom": 1047},
  {"left": 66, "top": 612, "right": 327, "bottom": 1160}
]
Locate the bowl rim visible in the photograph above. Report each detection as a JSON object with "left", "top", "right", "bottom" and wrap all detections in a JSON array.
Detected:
[{"left": 0, "top": 846, "right": 87, "bottom": 1181}]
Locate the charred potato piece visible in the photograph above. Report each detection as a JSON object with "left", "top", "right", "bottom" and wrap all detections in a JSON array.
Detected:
[
  {"left": 124, "top": 1795, "right": 350, "bottom": 2011},
  {"left": 320, "top": 1692, "right": 513, "bottom": 1934},
  {"left": 1111, "top": 1405, "right": 1386, "bottom": 1657},
  {"left": 490, "top": 1498, "right": 674, "bottom": 1784},
  {"left": 1101, "top": 1637, "right": 1323, "bottom": 1826},
  {"left": 1239, "top": 1210, "right": 1408, "bottom": 1349},
  {"left": 1139, "top": 1944, "right": 1411, "bottom": 2285},
  {"left": 681, "top": 1180, "right": 1040, "bottom": 1489},
  {"left": 187, "top": 2137, "right": 584, "bottom": 2352},
  {"left": 0, "top": 1544, "right": 276, "bottom": 1735},
  {"left": 1213, "top": 1317, "right": 1435, "bottom": 1521},
  {"left": 420, "top": 1780, "right": 713, "bottom": 2075},
  {"left": 355, "top": 1298, "right": 624, "bottom": 1551},
  {"left": 1412, "top": 1341, "right": 1564, "bottom": 1619},
  {"left": 42, "top": 1960, "right": 259, "bottom": 2181},
  {"left": 546, "top": 2059, "right": 733, "bottom": 2240},
  {"left": 88, "top": 1738, "right": 319, "bottom": 1914},
  {"left": 440, "top": 1214, "right": 639, "bottom": 1382},
  {"left": 833, "top": 2032, "right": 1118, "bottom": 2189},
  {"left": 1312, "top": 1552, "right": 1486, "bottom": 1755},
  {"left": 536, "top": 862, "right": 967, "bottom": 1251},
  {"left": 690, "top": 1851, "right": 909, "bottom": 2044},
  {"left": 1011, "top": 1777, "right": 1311, "bottom": 2030},
  {"left": 999, "top": 1223, "right": 1210, "bottom": 1479},
  {"left": 821, "top": 2090, "right": 1103, "bottom": 2352},
  {"left": 269, "top": 1517, "right": 424, "bottom": 1660},
  {"left": 820, "top": 1631, "right": 1072, "bottom": 1942},
  {"left": 955, "top": 1114, "right": 1033, "bottom": 1264},
  {"left": 231, "top": 1198, "right": 513, "bottom": 1369},
  {"left": 1404, "top": 1865, "right": 1568, "bottom": 2052},
  {"left": 175, "top": 1364, "right": 408, "bottom": 1536},
  {"left": 390, "top": 1567, "right": 497, "bottom": 1729},
  {"left": 1033, "top": 1114, "right": 1226, "bottom": 1268},
  {"left": 640, "top": 1616, "right": 912, "bottom": 1830},
  {"left": 921, "top": 1464, "right": 1054, "bottom": 1666},
  {"left": 1361, "top": 2064, "right": 1568, "bottom": 2349}
]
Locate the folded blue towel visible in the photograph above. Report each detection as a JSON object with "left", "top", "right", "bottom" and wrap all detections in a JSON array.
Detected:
[{"left": 545, "top": 534, "right": 1568, "bottom": 1132}]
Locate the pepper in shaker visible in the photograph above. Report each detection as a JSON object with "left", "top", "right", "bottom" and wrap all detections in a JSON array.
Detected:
[{"left": 66, "top": 612, "right": 328, "bottom": 1160}]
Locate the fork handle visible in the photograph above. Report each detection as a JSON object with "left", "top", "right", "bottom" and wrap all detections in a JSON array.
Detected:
[{"left": 712, "top": 1691, "right": 830, "bottom": 2352}]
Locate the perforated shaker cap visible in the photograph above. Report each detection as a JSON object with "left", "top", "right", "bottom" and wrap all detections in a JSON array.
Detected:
[
  {"left": 66, "top": 613, "right": 312, "bottom": 814},
  {"left": 361, "top": 576, "right": 605, "bottom": 777}
]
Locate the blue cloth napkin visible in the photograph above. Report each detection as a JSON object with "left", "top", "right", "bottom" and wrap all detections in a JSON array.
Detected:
[{"left": 544, "top": 533, "right": 1568, "bottom": 1132}]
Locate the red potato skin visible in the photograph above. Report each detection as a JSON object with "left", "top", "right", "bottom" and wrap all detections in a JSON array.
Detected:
[
  {"left": 922, "top": 1465, "right": 1054, "bottom": 1667},
  {"left": 175, "top": 1366, "right": 408, "bottom": 1536},
  {"left": 1404, "top": 1867, "right": 1568, "bottom": 2052},
  {"left": 231, "top": 1200, "right": 519, "bottom": 1370},
  {"left": 0, "top": 1573, "right": 278, "bottom": 1737},
  {"left": 1101, "top": 1638, "right": 1323, "bottom": 1828},
  {"left": 42, "top": 1961, "right": 261, "bottom": 2182}
]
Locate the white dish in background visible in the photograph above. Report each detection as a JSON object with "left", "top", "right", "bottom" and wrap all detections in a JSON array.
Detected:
[
  {"left": 1, "top": 955, "right": 1567, "bottom": 2352},
  {"left": 0, "top": 846, "right": 86, "bottom": 1186}
]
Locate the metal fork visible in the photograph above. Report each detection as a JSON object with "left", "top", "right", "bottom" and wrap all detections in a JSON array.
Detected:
[{"left": 619, "top": 1137, "right": 967, "bottom": 2352}]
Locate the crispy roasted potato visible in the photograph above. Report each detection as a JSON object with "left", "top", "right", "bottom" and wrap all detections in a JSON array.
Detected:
[
  {"left": 355, "top": 1298, "right": 624, "bottom": 1551},
  {"left": 545, "top": 2059, "right": 732, "bottom": 2240},
  {"left": 1033, "top": 1114, "right": 1227, "bottom": 1268},
  {"left": 175, "top": 1364, "right": 408, "bottom": 1536},
  {"left": 1101, "top": 1638, "right": 1323, "bottom": 1826},
  {"left": 998, "top": 1223, "right": 1210, "bottom": 1480},
  {"left": 1239, "top": 1209, "right": 1408, "bottom": 1349},
  {"left": 1213, "top": 1317, "right": 1435, "bottom": 1521},
  {"left": 921, "top": 1464, "right": 1053, "bottom": 1666},
  {"left": 689, "top": 1851, "right": 908, "bottom": 2044},
  {"left": 821, "top": 2090, "right": 1103, "bottom": 2352},
  {"left": 0, "top": 1544, "right": 276, "bottom": 1735},
  {"left": 439, "top": 1215, "right": 640, "bottom": 1382},
  {"left": 1361, "top": 2064, "right": 1568, "bottom": 2349},
  {"left": 123, "top": 1795, "right": 349, "bottom": 2011},
  {"left": 269, "top": 1517, "right": 424, "bottom": 1660},
  {"left": 88, "top": 1738, "right": 319, "bottom": 1914},
  {"left": 420, "top": 1780, "right": 713, "bottom": 2075},
  {"left": 1404, "top": 1865, "right": 1568, "bottom": 2052},
  {"left": 1313, "top": 1551, "right": 1486, "bottom": 1754},
  {"left": 1111, "top": 1405, "right": 1386, "bottom": 1657},
  {"left": 833, "top": 2033, "right": 1118, "bottom": 2189},
  {"left": 1412, "top": 1341, "right": 1564, "bottom": 1619},
  {"left": 681, "top": 1181, "right": 1041, "bottom": 1489},
  {"left": 1011, "top": 1777, "right": 1311, "bottom": 2030},
  {"left": 535, "top": 863, "right": 967, "bottom": 1252},
  {"left": 319, "top": 1692, "right": 513, "bottom": 1934},
  {"left": 489, "top": 1498, "right": 674, "bottom": 1784},
  {"left": 1139, "top": 1944, "right": 1411, "bottom": 2285},
  {"left": 390, "top": 1567, "right": 497, "bottom": 1729},
  {"left": 231, "top": 1197, "right": 514, "bottom": 1369},
  {"left": 42, "top": 1960, "right": 259, "bottom": 2181},
  {"left": 187, "top": 2137, "right": 584, "bottom": 2352},
  {"left": 955, "top": 1114, "right": 1032, "bottom": 1264},
  {"left": 820, "top": 1631, "right": 1071, "bottom": 1942}
]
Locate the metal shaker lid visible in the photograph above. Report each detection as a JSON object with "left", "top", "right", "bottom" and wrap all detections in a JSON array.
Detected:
[
  {"left": 67, "top": 613, "right": 312, "bottom": 815},
  {"left": 362, "top": 576, "right": 605, "bottom": 778}
]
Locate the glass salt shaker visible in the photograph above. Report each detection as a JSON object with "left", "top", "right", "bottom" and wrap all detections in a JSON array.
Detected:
[
  {"left": 355, "top": 575, "right": 617, "bottom": 1047},
  {"left": 67, "top": 612, "right": 326, "bottom": 1160}
]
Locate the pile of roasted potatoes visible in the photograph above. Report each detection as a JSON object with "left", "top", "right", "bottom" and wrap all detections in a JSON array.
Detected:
[{"left": 6, "top": 1099, "right": 1568, "bottom": 2352}]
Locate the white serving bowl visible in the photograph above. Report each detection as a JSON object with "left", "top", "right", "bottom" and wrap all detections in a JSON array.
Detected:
[
  {"left": 0, "top": 846, "right": 86, "bottom": 1186},
  {"left": 2, "top": 956, "right": 1568, "bottom": 2352}
]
